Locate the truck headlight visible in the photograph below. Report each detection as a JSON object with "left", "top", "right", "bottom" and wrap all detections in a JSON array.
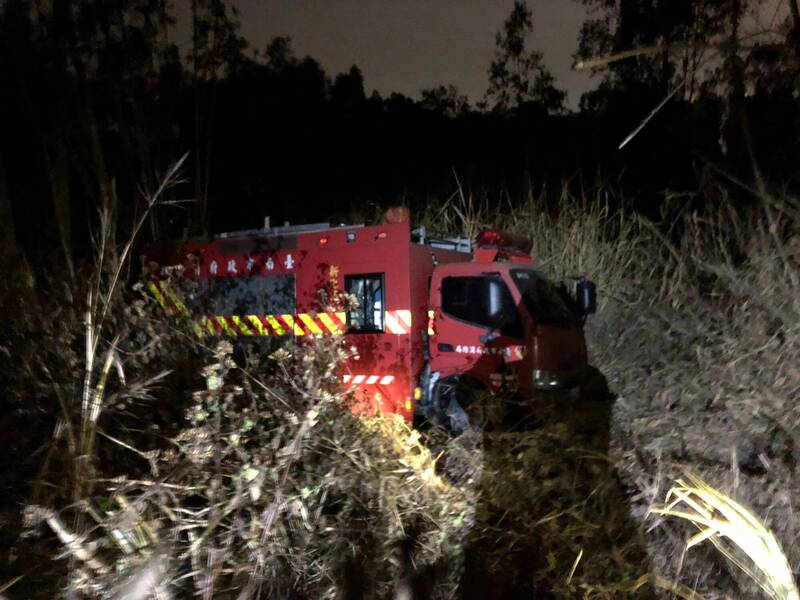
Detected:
[{"left": 532, "top": 369, "right": 561, "bottom": 389}]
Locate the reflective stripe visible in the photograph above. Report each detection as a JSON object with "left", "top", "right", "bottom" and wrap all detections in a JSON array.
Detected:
[
  {"left": 265, "top": 315, "right": 286, "bottom": 336},
  {"left": 299, "top": 313, "right": 323, "bottom": 335},
  {"left": 343, "top": 374, "right": 395, "bottom": 386},
  {"left": 182, "top": 311, "right": 411, "bottom": 337},
  {"left": 191, "top": 313, "right": 346, "bottom": 336},
  {"left": 384, "top": 311, "right": 404, "bottom": 334},
  {"left": 150, "top": 282, "right": 415, "bottom": 340},
  {"left": 384, "top": 309, "right": 412, "bottom": 334},
  {"left": 247, "top": 315, "right": 268, "bottom": 336},
  {"left": 334, "top": 311, "right": 346, "bottom": 327},
  {"left": 216, "top": 316, "right": 236, "bottom": 336},
  {"left": 395, "top": 309, "right": 412, "bottom": 328},
  {"left": 230, "top": 315, "right": 251, "bottom": 336},
  {"left": 147, "top": 282, "right": 169, "bottom": 312},
  {"left": 203, "top": 316, "right": 215, "bottom": 335},
  {"left": 148, "top": 280, "right": 189, "bottom": 316},
  {"left": 318, "top": 312, "right": 342, "bottom": 336},
  {"left": 161, "top": 283, "right": 188, "bottom": 315},
  {"left": 281, "top": 314, "right": 304, "bottom": 336}
]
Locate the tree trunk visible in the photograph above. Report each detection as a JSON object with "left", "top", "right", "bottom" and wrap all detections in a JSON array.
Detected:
[
  {"left": 0, "top": 148, "right": 21, "bottom": 276},
  {"left": 789, "top": 0, "right": 800, "bottom": 45},
  {"left": 192, "top": 0, "right": 207, "bottom": 236},
  {"left": 61, "top": 5, "right": 116, "bottom": 244},
  {"left": 43, "top": 137, "right": 75, "bottom": 281},
  {"left": 787, "top": 0, "right": 800, "bottom": 93}
]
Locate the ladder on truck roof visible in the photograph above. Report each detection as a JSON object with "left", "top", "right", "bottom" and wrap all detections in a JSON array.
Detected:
[
  {"left": 413, "top": 225, "right": 471, "bottom": 254},
  {"left": 216, "top": 217, "right": 364, "bottom": 239},
  {"left": 214, "top": 218, "right": 471, "bottom": 254}
]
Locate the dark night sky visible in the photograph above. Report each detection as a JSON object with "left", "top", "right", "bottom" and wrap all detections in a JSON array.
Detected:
[{"left": 175, "top": 0, "right": 596, "bottom": 109}]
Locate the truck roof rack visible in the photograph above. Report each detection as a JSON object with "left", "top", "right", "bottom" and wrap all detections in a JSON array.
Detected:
[
  {"left": 216, "top": 220, "right": 364, "bottom": 240},
  {"left": 427, "top": 236, "right": 472, "bottom": 253},
  {"left": 413, "top": 225, "right": 471, "bottom": 254}
]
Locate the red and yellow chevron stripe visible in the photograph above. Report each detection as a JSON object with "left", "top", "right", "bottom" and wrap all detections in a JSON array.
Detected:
[
  {"left": 147, "top": 280, "right": 189, "bottom": 316},
  {"left": 196, "top": 310, "right": 414, "bottom": 337},
  {"left": 147, "top": 280, "right": 413, "bottom": 338},
  {"left": 197, "top": 312, "right": 347, "bottom": 337}
]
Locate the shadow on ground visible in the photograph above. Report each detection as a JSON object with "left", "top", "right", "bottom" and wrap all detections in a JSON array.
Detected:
[{"left": 453, "top": 382, "right": 654, "bottom": 598}]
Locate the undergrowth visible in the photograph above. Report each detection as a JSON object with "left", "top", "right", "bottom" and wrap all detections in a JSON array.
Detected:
[
  {"left": 2, "top": 166, "right": 799, "bottom": 598},
  {"left": 423, "top": 179, "right": 800, "bottom": 598},
  {"left": 2, "top": 158, "right": 474, "bottom": 599}
]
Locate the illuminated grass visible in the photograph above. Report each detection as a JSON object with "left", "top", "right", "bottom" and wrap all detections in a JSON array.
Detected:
[{"left": 649, "top": 472, "right": 799, "bottom": 600}]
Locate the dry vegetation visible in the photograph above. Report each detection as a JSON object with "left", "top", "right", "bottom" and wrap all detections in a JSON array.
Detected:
[
  {"left": 1, "top": 160, "right": 475, "bottom": 599},
  {"left": 423, "top": 179, "right": 800, "bottom": 598},
  {"left": 20, "top": 336, "right": 475, "bottom": 599},
  {"left": 1, "top": 167, "right": 799, "bottom": 598}
]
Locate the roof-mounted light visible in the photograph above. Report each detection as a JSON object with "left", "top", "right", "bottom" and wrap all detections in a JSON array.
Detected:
[{"left": 475, "top": 229, "right": 532, "bottom": 255}]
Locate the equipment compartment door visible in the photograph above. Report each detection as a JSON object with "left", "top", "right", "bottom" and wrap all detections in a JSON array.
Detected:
[{"left": 199, "top": 274, "right": 297, "bottom": 338}]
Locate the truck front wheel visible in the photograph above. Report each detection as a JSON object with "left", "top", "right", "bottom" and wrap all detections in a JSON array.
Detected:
[{"left": 436, "top": 377, "right": 486, "bottom": 434}]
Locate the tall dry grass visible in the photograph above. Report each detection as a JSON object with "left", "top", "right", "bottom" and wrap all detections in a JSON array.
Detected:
[
  {"left": 6, "top": 159, "right": 476, "bottom": 599},
  {"left": 422, "top": 177, "right": 800, "bottom": 597},
  {"left": 650, "top": 471, "right": 798, "bottom": 600},
  {"left": 5, "top": 167, "right": 800, "bottom": 598}
]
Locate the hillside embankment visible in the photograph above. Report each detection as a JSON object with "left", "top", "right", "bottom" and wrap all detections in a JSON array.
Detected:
[
  {"left": 419, "top": 188, "right": 800, "bottom": 597},
  {"left": 522, "top": 192, "right": 800, "bottom": 598}
]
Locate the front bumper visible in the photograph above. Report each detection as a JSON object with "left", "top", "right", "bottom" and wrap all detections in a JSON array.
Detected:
[{"left": 532, "top": 365, "right": 589, "bottom": 391}]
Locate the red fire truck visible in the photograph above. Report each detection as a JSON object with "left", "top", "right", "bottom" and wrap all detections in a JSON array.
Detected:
[{"left": 141, "top": 210, "right": 597, "bottom": 431}]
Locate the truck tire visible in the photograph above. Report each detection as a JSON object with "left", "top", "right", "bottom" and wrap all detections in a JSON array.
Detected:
[{"left": 436, "top": 377, "right": 483, "bottom": 434}]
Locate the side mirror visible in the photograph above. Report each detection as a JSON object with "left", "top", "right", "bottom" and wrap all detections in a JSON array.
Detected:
[
  {"left": 479, "top": 330, "right": 500, "bottom": 344},
  {"left": 577, "top": 279, "right": 597, "bottom": 315}
]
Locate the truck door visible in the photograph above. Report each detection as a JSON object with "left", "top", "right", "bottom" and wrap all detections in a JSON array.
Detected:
[{"left": 430, "top": 272, "right": 525, "bottom": 391}]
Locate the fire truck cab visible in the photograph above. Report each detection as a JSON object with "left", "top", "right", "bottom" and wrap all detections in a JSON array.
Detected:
[{"left": 142, "top": 210, "right": 597, "bottom": 431}]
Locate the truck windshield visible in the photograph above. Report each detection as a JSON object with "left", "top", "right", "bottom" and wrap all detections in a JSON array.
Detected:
[{"left": 510, "top": 269, "right": 579, "bottom": 328}]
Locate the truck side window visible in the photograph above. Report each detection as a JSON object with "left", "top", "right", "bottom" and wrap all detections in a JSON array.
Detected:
[
  {"left": 345, "top": 273, "right": 385, "bottom": 333},
  {"left": 441, "top": 276, "right": 522, "bottom": 338}
]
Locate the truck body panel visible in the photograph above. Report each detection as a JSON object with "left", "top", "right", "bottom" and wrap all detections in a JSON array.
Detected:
[{"left": 141, "top": 216, "right": 593, "bottom": 423}]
